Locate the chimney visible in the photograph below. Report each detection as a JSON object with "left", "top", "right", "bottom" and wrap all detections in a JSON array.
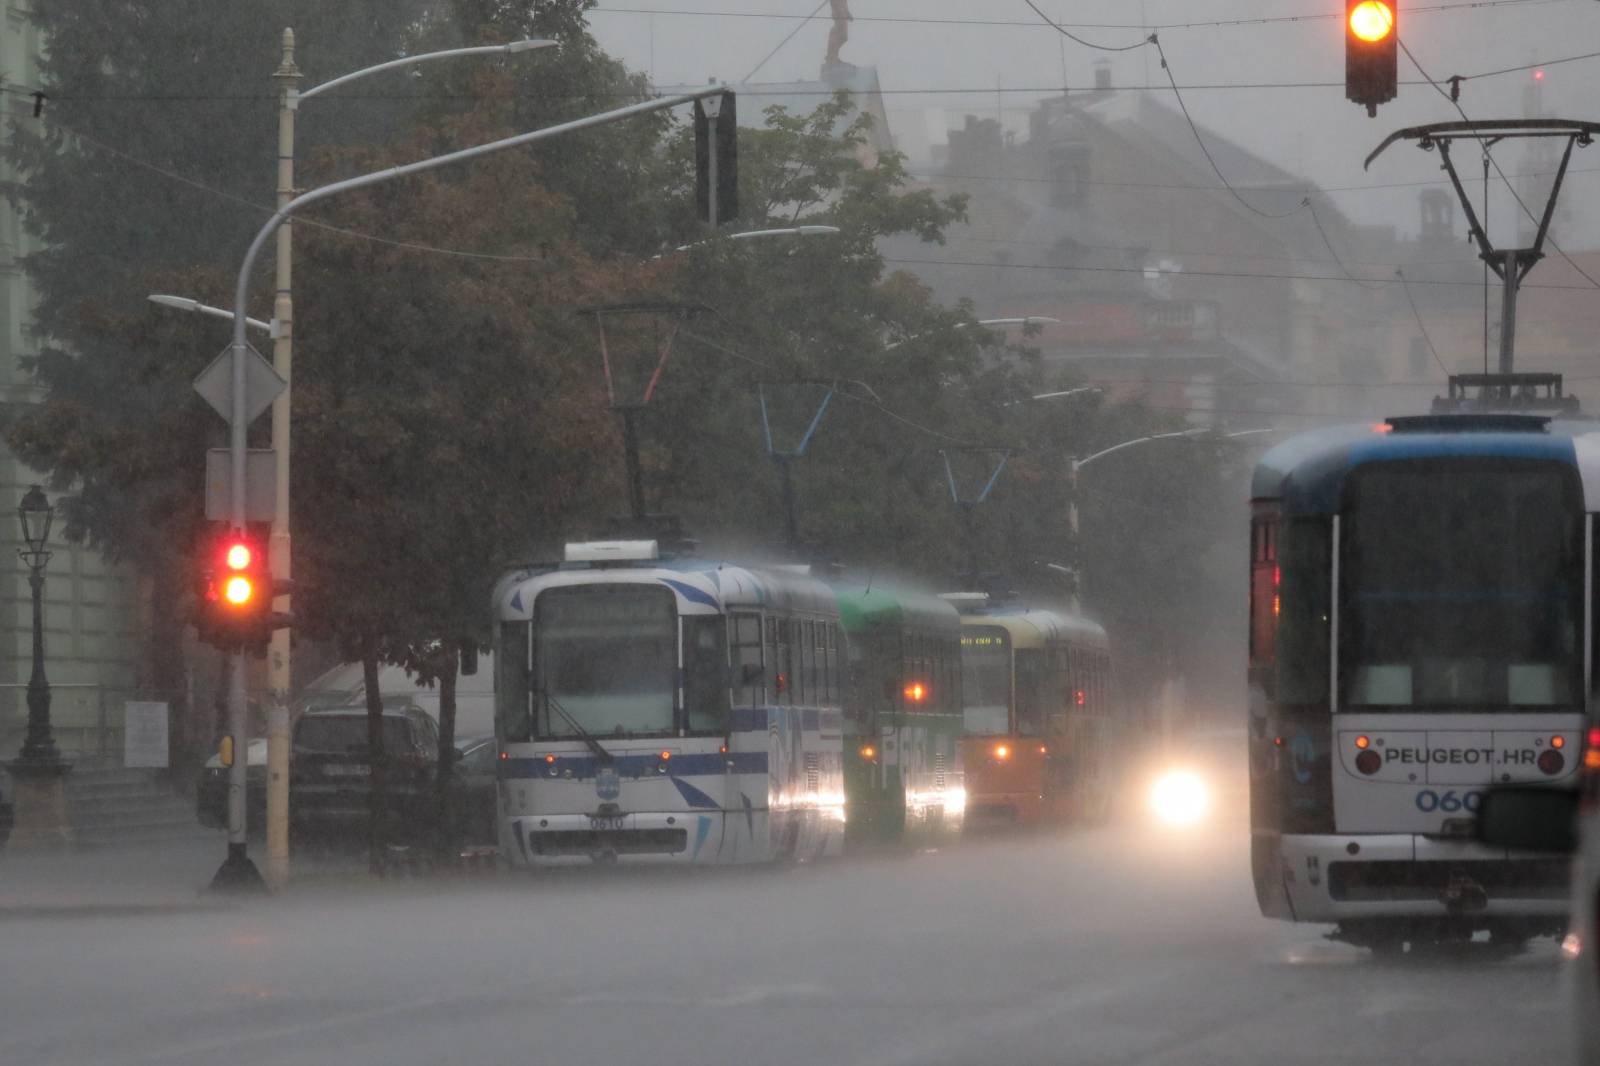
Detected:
[{"left": 1093, "top": 60, "right": 1112, "bottom": 91}]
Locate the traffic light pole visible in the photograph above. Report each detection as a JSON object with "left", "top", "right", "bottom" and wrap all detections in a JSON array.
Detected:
[{"left": 211, "top": 86, "right": 735, "bottom": 893}]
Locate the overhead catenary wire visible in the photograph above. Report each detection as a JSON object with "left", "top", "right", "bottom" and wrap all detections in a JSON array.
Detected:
[
  {"left": 1395, "top": 269, "right": 1453, "bottom": 378},
  {"left": 1019, "top": 5, "right": 1310, "bottom": 223}
]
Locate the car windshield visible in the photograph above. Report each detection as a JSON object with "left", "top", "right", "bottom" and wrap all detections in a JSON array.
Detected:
[
  {"left": 535, "top": 585, "right": 677, "bottom": 737},
  {"left": 294, "top": 716, "right": 409, "bottom": 755},
  {"left": 1339, "top": 460, "right": 1584, "bottom": 711}
]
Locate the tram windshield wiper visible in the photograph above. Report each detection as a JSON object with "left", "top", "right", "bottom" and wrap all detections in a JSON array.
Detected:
[{"left": 541, "top": 690, "right": 615, "bottom": 763}]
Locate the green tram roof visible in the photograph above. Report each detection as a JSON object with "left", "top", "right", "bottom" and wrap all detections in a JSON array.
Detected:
[
  {"left": 833, "top": 585, "right": 963, "bottom": 637},
  {"left": 958, "top": 608, "right": 1109, "bottom": 652}
]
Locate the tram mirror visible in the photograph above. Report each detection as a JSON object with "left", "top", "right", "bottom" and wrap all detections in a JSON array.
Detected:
[{"left": 1475, "top": 785, "right": 1577, "bottom": 853}]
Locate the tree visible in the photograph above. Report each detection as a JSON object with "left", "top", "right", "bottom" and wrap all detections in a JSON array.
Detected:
[{"left": 3, "top": 1, "right": 434, "bottom": 756}]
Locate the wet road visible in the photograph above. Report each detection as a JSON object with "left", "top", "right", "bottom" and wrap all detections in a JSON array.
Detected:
[{"left": 1, "top": 818, "right": 1569, "bottom": 1066}]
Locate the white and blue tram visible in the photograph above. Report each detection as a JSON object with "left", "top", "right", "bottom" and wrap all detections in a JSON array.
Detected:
[
  {"left": 1249, "top": 413, "right": 1590, "bottom": 948},
  {"left": 493, "top": 541, "right": 846, "bottom": 865}
]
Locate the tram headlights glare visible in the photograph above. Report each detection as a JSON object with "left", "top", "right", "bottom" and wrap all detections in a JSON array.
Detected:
[
  {"left": 993, "top": 744, "right": 1010, "bottom": 761},
  {"left": 1149, "top": 769, "right": 1211, "bottom": 828}
]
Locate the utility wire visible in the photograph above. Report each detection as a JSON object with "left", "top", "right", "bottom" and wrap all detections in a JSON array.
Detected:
[
  {"left": 1020, "top": 0, "right": 1150, "bottom": 52},
  {"left": 1396, "top": 269, "right": 1453, "bottom": 378},
  {"left": 1304, "top": 199, "right": 1385, "bottom": 289},
  {"left": 1020, "top": 6, "right": 1309, "bottom": 223},
  {"left": 680, "top": 327, "right": 992, "bottom": 447},
  {"left": 1147, "top": 35, "right": 1308, "bottom": 221},
  {"left": 588, "top": 0, "right": 1566, "bottom": 32},
  {"left": 908, "top": 164, "right": 1600, "bottom": 197},
  {"left": 880, "top": 256, "right": 1597, "bottom": 290},
  {"left": 742, "top": 0, "right": 829, "bottom": 83},
  {"left": 6, "top": 111, "right": 559, "bottom": 265}
]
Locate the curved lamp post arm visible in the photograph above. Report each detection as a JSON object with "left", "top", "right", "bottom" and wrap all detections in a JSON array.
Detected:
[
  {"left": 148, "top": 294, "right": 275, "bottom": 338},
  {"left": 295, "top": 40, "right": 557, "bottom": 104},
  {"left": 227, "top": 85, "right": 732, "bottom": 525},
  {"left": 1073, "top": 429, "right": 1205, "bottom": 472},
  {"left": 885, "top": 316, "right": 1061, "bottom": 352},
  {"left": 663, "top": 225, "right": 840, "bottom": 257}
]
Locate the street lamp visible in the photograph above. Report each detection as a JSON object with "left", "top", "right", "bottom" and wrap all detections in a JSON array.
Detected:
[
  {"left": 884, "top": 316, "right": 1061, "bottom": 351},
  {"left": 9, "top": 485, "right": 73, "bottom": 847},
  {"left": 15, "top": 485, "right": 57, "bottom": 767},
  {"left": 147, "top": 294, "right": 275, "bottom": 338},
  {"left": 250, "top": 30, "right": 556, "bottom": 888},
  {"left": 659, "top": 225, "right": 840, "bottom": 258},
  {"left": 1068, "top": 427, "right": 1287, "bottom": 607}
]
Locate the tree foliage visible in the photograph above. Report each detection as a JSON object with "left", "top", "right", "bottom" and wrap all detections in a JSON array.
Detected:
[{"left": 4, "top": 1, "right": 1237, "bottom": 804}]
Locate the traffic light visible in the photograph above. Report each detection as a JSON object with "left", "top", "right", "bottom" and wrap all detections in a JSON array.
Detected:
[
  {"left": 694, "top": 90, "right": 738, "bottom": 225},
  {"left": 1346, "top": 1, "right": 1397, "bottom": 116},
  {"left": 194, "top": 527, "right": 285, "bottom": 650}
]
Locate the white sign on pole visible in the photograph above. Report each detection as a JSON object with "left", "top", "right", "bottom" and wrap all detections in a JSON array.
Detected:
[
  {"left": 205, "top": 448, "right": 277, "bottom": 522},
  {"left": 192, "top": 341, "right": 285, "bottom": 426},
  {"left": 123, "top": 701, "right": 170, "bottom": 768}
]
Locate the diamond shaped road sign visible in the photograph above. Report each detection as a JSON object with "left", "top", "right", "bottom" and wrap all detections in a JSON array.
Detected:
[{"left": 193, "top": 342, "right": 285, "bottom": 426}]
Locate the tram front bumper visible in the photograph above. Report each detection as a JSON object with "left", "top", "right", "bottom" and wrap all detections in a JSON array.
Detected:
[
  {"left": 503, "top": 812, "right": 708, "bottom": 866},
  {"left": 1264, "top": 833, "right": 1570, "bottom": 923}
]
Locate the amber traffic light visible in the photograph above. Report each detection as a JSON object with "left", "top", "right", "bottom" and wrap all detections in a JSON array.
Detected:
[{"left": 1346, "top": 1, "right": 1397, "bottom": 116}]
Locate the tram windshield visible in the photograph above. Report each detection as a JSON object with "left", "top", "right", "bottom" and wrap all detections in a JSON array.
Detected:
[
  {"left": 1339, "top": 460, "right": 1583, "bottom": 712},
  {"left": 960, "top": 627, "right": 1012, "bottom": 734},
  {"left": 536, "top": 585, "right": 677, "bottom": 736}
]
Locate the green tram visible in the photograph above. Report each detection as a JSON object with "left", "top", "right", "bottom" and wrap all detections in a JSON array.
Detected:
[{"left": 835, "top": 586, "right": 966, "bottom": 849}]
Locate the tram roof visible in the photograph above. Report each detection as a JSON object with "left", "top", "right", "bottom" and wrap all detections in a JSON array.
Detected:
[
  {"left": 958, "top": 608, "right": 1109, "bottom": 652},
  {"left": 833, "top": 585, "right": 963, "bottom": 636},
  {"left": 1251, "top": 418, "right": 1600, "bottom": 514},
  {"left": 496, "top": 559, "right": 839, "bottom": 619}
]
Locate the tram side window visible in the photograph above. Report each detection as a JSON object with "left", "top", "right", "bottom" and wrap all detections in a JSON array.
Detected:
[
  {"left": 497, "top": 621, "right": 532, "bottom": 742},
  {"left": 1045, "top": 648, "right": 1069, "bottom": 736},
  {"left": 1249, "top": 514, "right": 1278, "bottom": 670},
  {"left": 730, "top": 612, "right": 764, "bottom": 708},
  {"left": 1277, "top": 517, "right": 1331, "bottom": 704},
  {"left": 684, "top": 616, "right": 731, "bottom": 733},
  {"left": 774, "top": 618, "right": 792, "bottom": 705},
  {"left": 1015, "top": 650, "right": 1046, "bottom": 736},
  {"left": 815, "top": 622, "right": 829, "bottom": 704}
]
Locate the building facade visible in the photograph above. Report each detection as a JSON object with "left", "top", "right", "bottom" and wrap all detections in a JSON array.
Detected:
[{"left": 1, "top": 6, "right": 145, "bottom": 761}]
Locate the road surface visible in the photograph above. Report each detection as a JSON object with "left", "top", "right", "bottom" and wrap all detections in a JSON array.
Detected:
[{"left": 0, "top": 817, "right": 1568, "bottom": 1066}]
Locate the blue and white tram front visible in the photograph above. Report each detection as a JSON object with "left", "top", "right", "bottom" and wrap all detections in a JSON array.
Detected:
[
  {"left": 493, "top": 545, "right": 847, "bottom": 866},
  {"left": 1249, "top": 417, "right": 1592, "bottom": 939}
]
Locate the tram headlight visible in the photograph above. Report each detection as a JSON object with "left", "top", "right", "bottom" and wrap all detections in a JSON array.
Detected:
[{"left": 1149, "top": 769, "right": 1212, "bottom": 828}]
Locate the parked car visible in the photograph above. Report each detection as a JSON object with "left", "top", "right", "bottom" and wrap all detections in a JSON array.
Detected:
[
  {"left": 291, "top": 705, "right": 438, "bottom": 844},
  {"left": 196, "top": 737, "right": 267, "bottom": 830}
]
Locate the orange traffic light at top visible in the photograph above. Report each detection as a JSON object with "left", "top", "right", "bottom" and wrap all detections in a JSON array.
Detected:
[{"left": 1349, "top": 1, "right": 1394, "bottom": 43}]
